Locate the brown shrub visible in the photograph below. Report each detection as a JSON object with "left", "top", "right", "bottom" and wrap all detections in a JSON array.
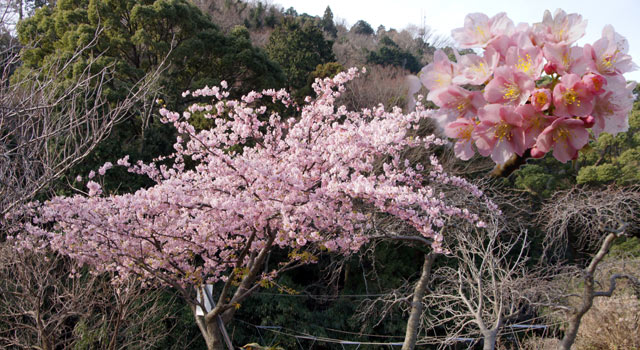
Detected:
[
  {"left": 575, "top": 293, "right": 640, "bottom": 350},
  {"left": 337, "top": 64, "right": 418, "bottom": 112}
]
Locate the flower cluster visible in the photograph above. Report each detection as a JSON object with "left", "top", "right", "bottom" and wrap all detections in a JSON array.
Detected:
[
  {"left": 421, "top": 9, "right": 636, "bottom": 164},
  {"left": 16, "top": 68, "right": 494, "bottom": 289}
]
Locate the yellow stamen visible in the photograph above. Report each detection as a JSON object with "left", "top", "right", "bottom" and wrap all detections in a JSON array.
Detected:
[
  {"left": 502, "top": 83, "right": 520, "bottom": 103},
  {"left": 601, "top": 50, "right": 619, "bottom": 72},
  {"left": 456, "top": 100, "right": 469, "bottom": 112},
  {"left": 563, "top": 88, "right": 581, "bottom": 107},
  {"left": 435, "top": 74, "right": 447, "bottom": 87},
  {"left": 471, "top": 62, "right": 487, "bottom": 75},
  {"left": 535, "top": 92, "right": 548, "bottom": 106},
  {"left": 516, "top": 54, "right": 533, "bottom": 74},
  {"left": 476, "top": 26, "right": 487, "bottom": 40},
  {"left": 552, "top": 127, "right": 570, "bottom": 142},
  {"left": 562, "top": 53, "right": 570, "bottom": 69},
  {"left": 458, "top": 124, "right": 474, "bottom": 140},
  {"left": 493, "top": 122, "right": 512, "bottom": 142}
]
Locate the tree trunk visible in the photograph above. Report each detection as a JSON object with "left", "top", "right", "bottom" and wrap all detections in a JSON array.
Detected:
[
  {"left": 201, "top": 318, "right": 226, "bottom": 350},
  {"left": 558, "top": 314, "right": 582, "bottom": 350},
  {"left": 402, "top": 252, "right": 437, "bottom": 350},
  {"left": 482, "top": 330, "right": 498, "bottom": 350}
]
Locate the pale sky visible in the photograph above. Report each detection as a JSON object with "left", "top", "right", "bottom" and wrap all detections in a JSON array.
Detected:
[{"left": 273, "top": 0, "right": 640, "bottom": 82}]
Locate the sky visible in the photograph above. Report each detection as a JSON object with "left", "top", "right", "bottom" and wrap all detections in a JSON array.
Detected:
[{"left": 272, "top": 0, "right": 640, "bottom": 82}]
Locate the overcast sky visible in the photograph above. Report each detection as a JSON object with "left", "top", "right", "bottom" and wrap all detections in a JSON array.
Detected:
[{"left": 273, "top": 0, "right": 640, "bottom": 82}]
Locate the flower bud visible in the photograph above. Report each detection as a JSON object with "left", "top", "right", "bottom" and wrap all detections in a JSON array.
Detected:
[
  {"left": 580, "top": 115, "right": 596, "bottom": 128},
  {"left": 530, "top": 147, "right": 546, "bottom": 159},
  {"left": 544, "top": 62, "right": 556, "bottom": 75}
]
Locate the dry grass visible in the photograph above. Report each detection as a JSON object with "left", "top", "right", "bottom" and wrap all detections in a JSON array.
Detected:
[
  {"left": 575, "top": 293, "right": 640, "bottom": 350},
  {"left": 521, "top": 336, "right": 562, "bottom": 350}
]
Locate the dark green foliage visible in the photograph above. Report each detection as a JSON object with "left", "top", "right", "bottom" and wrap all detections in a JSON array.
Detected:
[
  {"left": 232, "top": 243, "right": 428, "bottom": 349},
  {"left": 17, "top": 0, "right": 284, "bottom": 194},
  {"left": 351, "top": 20, "right": 374, "bottom": 36},
  {"left": 266, "top": 16, "right": 335, "bottom": 90},
  {"left": 514, "top": 164, "right": 558, "bottom": 198},
  {"left": 321, "top": 6, "right": 337, "bottom": 38},
  {"left": 610, "top": 237, "right": 640, "bottom": 258},
  {"left": 576, "top": 108, "right": 640, "bottom": 186},
  {"left": 18, "top": 0, "right": 284, "bottom": 105},
  {"left": 310, "top": 62, "right": 344, "bottom": 80},
  {"left": 366, "top": 36, "right": 422, "bottom": 73},
  {"left": 284, "top": 7, "right": 297, "bottom": 17}
]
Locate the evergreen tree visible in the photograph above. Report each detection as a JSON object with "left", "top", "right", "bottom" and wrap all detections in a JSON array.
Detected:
[
  {"left": 321, "top": 6, "right": 337, "bottom": 38},
  {"left": 265, "top": 16, "right": 335, "bottom": 90},
  {"left": 351, "top": 19, "right": 374, "bottom": 36},
  {"left": 366, "top": 36, "right": 422, "bottom": 73},
  {"left": 17, "top": 0, "right": 285, "bottom": 192}
]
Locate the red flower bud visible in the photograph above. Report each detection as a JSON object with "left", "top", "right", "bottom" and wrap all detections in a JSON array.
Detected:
[
  {"left": 530, "top": 147, "right": 546, "bottom": 159},
  {"left": 580, "top": 115, "right": 595, "bottom": 128},
  {"left": 544, "top": 62, "right": 556, "bottom": 75}
]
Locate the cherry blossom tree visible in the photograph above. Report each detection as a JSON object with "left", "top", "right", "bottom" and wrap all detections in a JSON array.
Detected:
[{"left": 15, "top": 68, "right": 494, "bottom": 350}]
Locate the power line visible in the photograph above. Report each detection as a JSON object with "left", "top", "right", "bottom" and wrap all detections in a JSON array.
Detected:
[
  {"left": 235, "top": 317, "right": 558, "bottom": 350},
  {"left": 254, "top": 292, "right": 392, "bottom": 298}
]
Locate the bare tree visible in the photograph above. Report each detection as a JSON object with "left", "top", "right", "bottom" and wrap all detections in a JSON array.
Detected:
[
  {"left": 354, "top": 236, "right": 438, "bottom": 350},
  {"left": 355, "top": 175, "right": 510, "bottom": 350},
  {"left": 0, "top": 16, "right": 175, "bottom": 349},
  {"left": 0, "top": 24, "right": 166, "bottom": 221},
  {"left": 337, "top": 64, "right": 413, "bottom": 112},
  {"left": 0, "top": 245, "right": 188, "bottom": 350},
  {"left": 422, "top": 212, "right": 533, "bottom": 350},
  {"left": 535, "top": 186, "right": 640, "bottom": 350}
]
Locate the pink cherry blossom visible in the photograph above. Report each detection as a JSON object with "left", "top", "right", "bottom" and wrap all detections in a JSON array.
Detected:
[
  {"left": 530, "top": 88, "right": 552, "bottom": 111},
  {"left": 591, "top": 81, "right": 636, "bottom": 136},
  {"left": 582, "top": 73, "right": 607, "bottom": 95},
  {"left": 451, "top": 12, "right": 514, "bottom": 48},
  {"left": 584, "top": 33, "right": 637, "bottom": 76},
  {"left": 420, "top": 50, "right": 457, "bottom": 94},
  {"left": 542, "top": 43, "right": 588, "bottom": 76},
  {"left": 535, "top": 117, "right": 589, "bottom": 163},
  {"left": 505, "top": 46, "right": 544, "bottom": 79},
  {"left": 516, "top": 104, "right": 555, "bottom": 148},
  {"left": 552, "top": 73, "right": 594, "bottom": 117},
  {"left": 444, "top": 118, "right": 477, "bottom": 160},
  {"left": 484, "top": 66, "right": 535, "bottom": 106},
  {"left": 86, "top": 181, "right": 102, "bottom": 197},
  {"left": 429, "top": 85, "right": 486, "bottom": 119},
  {"left": 415, "top": 8, "right": 635, "bottom": 167},
  {"left": 533, "top": 9, "right": 587, "bottom": 45},
  {"left": 473, "top": 104, "right": 526, "bottom": 164},
  {"left": 452, "top": 47, "right": 499, "bottom": 85},
  {"left": 98, "top": 162, "right": 113, "bottom": 176},
  {"left": 18, "top": 68, "right": 494, "bottom": 298}
]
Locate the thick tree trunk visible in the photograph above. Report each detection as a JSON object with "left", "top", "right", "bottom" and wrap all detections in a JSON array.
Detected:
[
  {"left": 402, "top": 252, "right": 437, "bottom": 350},
  {"left": 200, "top": 318, "right": 225, "bottom": 350},
  {"left": 482, "top": 330, "right": 498, "bottom": 350}
]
